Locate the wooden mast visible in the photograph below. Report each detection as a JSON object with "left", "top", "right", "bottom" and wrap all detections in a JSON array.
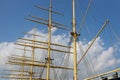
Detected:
[
  {"left": 30, "top": 28, "right": 36, "bottom": 80},
  {"left": 20, "top": 42, "right": 26, "bottom": 80},
  {"left": 46, "top": 0, "right": 52, "bottom": 80},
  {"left": 0, "top": 0, "right": 75, "bottom": 80},
  {"left": 72, "top": 0, "right": 77, "bottom": 80}
]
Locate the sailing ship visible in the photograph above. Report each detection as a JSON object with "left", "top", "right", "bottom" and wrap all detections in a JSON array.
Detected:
[{"left": 0, "top": 0, "right": 120, "bottom": 80}]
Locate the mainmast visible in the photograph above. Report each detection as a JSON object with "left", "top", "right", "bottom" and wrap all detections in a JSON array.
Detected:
[
  {"left": 46, "top": 0, "right": 52, "bottom": 80},
  {"left": 72, "top": 0, "right": 77, "bottom": 80}
]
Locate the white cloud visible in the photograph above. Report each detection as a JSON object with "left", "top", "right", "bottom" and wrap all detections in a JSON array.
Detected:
[
  {"left": 76, "top": 37, "right": 120, "bottom": 79},
  {"left": 0, "top": 29, "right": 120, "bottom": 80},
  {"left": 0, "top": 42, "right": 15, "bottom": 69},
  {"left": 89, "top": 39, "right": 120, "bottom": 72}
]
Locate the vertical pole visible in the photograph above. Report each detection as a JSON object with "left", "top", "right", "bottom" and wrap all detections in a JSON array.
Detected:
[
  {"left": 72, "top": 0, "right": 77, "bottom": 80},
  {"left": 46, "top": 0, "right": 52, "bottom": 80},
  {"left": 21, "top": 42, "right": 26, "bottom": 80},
  {"left": 30, "top": 48, "right": 35, "bottom": 80},
  {"left": 30, "top": 28, "right": 36, "bottom": 80}
]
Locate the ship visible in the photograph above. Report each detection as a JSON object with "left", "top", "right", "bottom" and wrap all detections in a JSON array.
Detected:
[{"left": 0, "top": 0, "right": 120, "bottom": 80}]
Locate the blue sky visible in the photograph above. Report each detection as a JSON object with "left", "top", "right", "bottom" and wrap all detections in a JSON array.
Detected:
[
  {"left": 0, "top": 0, "right": 120, "bottom": 79},
  {"left": 0, "top": 0, "right": 119, "bottom": 45}
]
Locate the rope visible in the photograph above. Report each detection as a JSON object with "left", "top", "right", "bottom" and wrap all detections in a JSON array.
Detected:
[
  {"left": 52, "top": 68, "right": 59, "bottom": 80},
  {"left": 108, "top": 23, "right": 120, "bottom": 41},
  {"left": 84, "top": 22, "right": 92, "bottom": 39},
  {"left": 78, "top": 0, "right": 93, "bottom": 34},
  {"left": 39, "top": 61, "right": 47, "bottom": 79},
  {"left": 38, "top": 51, "right": 47, "bottom": 79},
  {"left": 51, "top": 48, "right": 59, "bottom": 80},
  {"left": 108, "top": 23, "right": 120, "bottom": 69},
  {"left": 77, "top": 20, "right": 109, "bottom": 65},
  {"left": 77, "top": 39, "right": 97, "bottom": 77}
]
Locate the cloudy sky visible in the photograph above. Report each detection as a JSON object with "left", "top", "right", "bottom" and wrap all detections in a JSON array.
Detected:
[
  {"left": 0, "top": 0, "right": 120, "bottom": 79},
  {"left": 0, "top": 28, "right": 119, "bottom": 79}
]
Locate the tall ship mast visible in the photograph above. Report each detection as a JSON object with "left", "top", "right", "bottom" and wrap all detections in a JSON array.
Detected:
[{"left": 0, "top": 0, "right": 120, "bottom": 80}]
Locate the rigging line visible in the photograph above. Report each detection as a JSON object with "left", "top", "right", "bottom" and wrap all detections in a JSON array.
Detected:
[
  {"left": 39, "top": 61, "right": 47, "bottom": 79},
  {"left": 77, "top": 39, "right": 96, "bottom": 77},
  {"left": 53, "top": 52, "right": 67, "bottom": 79},
  {"left": 65, "top": 53, "right": 70, "bottom": 80},
  {"left": 60, "top": 38, "right": 71, "bottom": 80},
  {"left": 56, "top": 47, "right": 71, "bottom": 80},
  {"left": 108, "top": 23, "right": 120, "bottom": 69},
  {"left": 68, "top": 36, "right": 73, "bottom": 46},
  {"left": 38, "top": 51, "right": 48, "bottom": 78},
  {"left": 77, "top": 19, "right": 109, "bottom": 65},
  {"left": 77, "top": 41, "right": 90, "bottom": 77},
  {"left": 84, "top": 22, "right": 92, "bottom": 39},
  {"left": 50, "top": 47, "right": 59, "bottom": 80},
  {"left": 108, "top": 23, "right": 120, "bottom": 41},
  {"left": 52, "top": 66, "right": 59, "bottom": 80},
  {"left": 52, "top": 69, "right": 59, "bottom": 80},
  {"left": 78, "top": 0, "right": 93, "bottom": 34},
  {"left": 76, "top": 0, "right": 82, "bottom": 28},
  {"left": 91, "top": 15, "right": 103, "bottom": 25},
  {"left": 63, "top": 54, "right": 70, "bottom": 79},
  {"left": 108, "top": 23, "right": 114, "bottom": 46},
  {"left": 60, "top": 54, "right": 70, "bottom": 80}
]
